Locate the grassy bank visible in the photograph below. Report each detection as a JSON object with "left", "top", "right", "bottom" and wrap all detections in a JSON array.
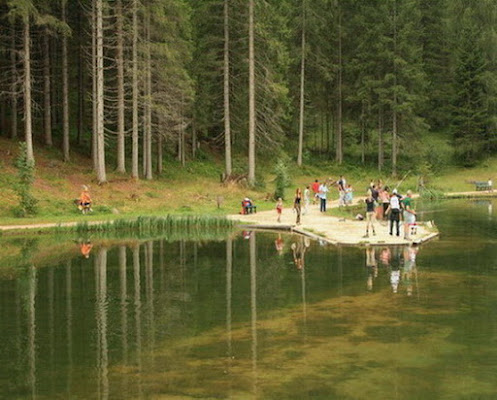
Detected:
[{"left": 2, "top": 136, "right": 497, "bottom": 227}]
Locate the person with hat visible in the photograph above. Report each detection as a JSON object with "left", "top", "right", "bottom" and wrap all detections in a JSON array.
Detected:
[{"left": 386, "top": 189, "right": 401, "bottom": 236}]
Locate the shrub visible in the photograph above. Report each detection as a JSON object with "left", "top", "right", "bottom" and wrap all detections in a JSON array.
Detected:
[
  {"left": 274, "top": 158, "right": 291, "bottom": 200},
  {"left": 13, "top": 143, "right": 38, "bottom": 217}
]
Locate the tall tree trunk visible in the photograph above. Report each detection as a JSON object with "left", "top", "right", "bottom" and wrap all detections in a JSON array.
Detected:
[
  {"left": 248, "top": 0, "right": 256, "bottom": 186},
  {"left": 116, "top": 0, "right": 126, "bottom": 173},
  {"left": 361, "top": 101, "right": 365, "bottom": 164},
  {"left": 77, "top": 8, "right": 84, "bottom": 146},
  {"left": 62, "top": 0, "right": 70, "bottom": 162},
  {"left": 96, "top": 0, "right": 107, "bottom": 183},
  {"left": 92, "top": 0, "right": 98, "bottom": 172},
  {"left": 157, "top": 132, "right": 163, "bottom": 174},
  {"left": 378, "top": 105, "right": 384, "bottom": 171},
  {"left": 10, "top": 25, "right": 18, "bottom": 139},
  {"left": 145, "top": 9, "right": 153, "bottom": 180},
  {"left": 43, "top": 31, "right": 52, "bottom": 147},
  {"left": 335, "top": 3, "right": 343, "bottom": 165},
  {"left": 131, "top": 0, "right": 139, "bottom": 179},
  {"left": 297, "top": 0, "right": 306, "bottom": 167},
  {"left": 23, "top": 15, "right": 34, "bottom": 164},
  {"left": 392, "top": 0, "right": 398, "bottom": 177},
  {"left": 223, "top": 0, "right": 232, "bottom": 177}
]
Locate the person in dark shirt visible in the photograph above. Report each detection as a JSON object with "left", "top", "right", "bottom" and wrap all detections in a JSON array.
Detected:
[
  {"left": 294, "top": 188, "right": 302, "bottom": 225},
  {"left": 364, "top": 190, "right": 376, "bottom": 237}
]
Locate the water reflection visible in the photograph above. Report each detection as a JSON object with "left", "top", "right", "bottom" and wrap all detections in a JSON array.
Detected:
[{"left": 3, "top": 217, "right": 497, "bottom": 399}]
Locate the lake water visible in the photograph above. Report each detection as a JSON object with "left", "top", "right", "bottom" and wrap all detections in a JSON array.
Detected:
[{"left": 1, "top": 199, "right": 497, "bottom": 399}]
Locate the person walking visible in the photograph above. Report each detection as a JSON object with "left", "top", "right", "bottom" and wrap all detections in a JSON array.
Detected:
[
  {"left": 276, "top": 197, "right": 283, "bottom": 222},
  {"left": 386, "top": 189, "right": 401, "bottom": 236},
  {"left": 294, "top": 188, "right": 302, "bottom": 225},
  {"left": 303, "top": 185, "right": 311, "bottom": 215},
  {"left": 364, "top": 190, "right": 376, "bottom": 237},
  {"left": 311, "top": 179, "right": 320, "bottom": 205},
  {"left": 318, "top": 181, "right": 329, "bottom": 212},
  {"left": 402, "top": 190, "right": 416, "bottom": 240}
]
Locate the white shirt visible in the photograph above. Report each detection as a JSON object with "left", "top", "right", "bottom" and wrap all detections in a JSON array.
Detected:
[
  {"left": 390, "top": 195, "right": 400, "bottom": 210},
  {"left": 318, "top": 184, "right": 329, "bottom": 199}
]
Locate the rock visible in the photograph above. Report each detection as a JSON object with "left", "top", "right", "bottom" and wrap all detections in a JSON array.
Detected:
[{"left": 111, "top": 208, "right": 120, "bottom": 215}]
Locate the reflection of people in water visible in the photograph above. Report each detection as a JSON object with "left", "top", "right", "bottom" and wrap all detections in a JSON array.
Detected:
[
  {"left": 79, "top": 240, "right": 93, "bottom": 258},
  {"left": 366, "top": 246, "right": 378, "bottom": 291},
  {"left": 291, "top": 237, "right": 310, "bottom": 270},
  {"left": 402, "top": 243, "right": 419, "bottom": 296},
  {"left": 275, "top": 234, "right": 284, "bottom": 255},
  {"left": 379, "top": 247, "right": 391, "bottom": 266},
  {"left": 390, "top": 246, "right": 402, "bottom": 293}
]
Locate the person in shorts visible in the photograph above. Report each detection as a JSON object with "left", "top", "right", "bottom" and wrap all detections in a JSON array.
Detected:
[
  {"left": 364, "top": 190, "right": 376, "bottom": 237},
  {"left": 401, "top": 190, "right": 416, "bottom": 240}
]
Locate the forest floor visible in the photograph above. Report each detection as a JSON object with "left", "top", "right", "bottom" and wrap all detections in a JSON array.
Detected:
[{"left": 2, "top": 136, "right": 497, "bottom": 231}]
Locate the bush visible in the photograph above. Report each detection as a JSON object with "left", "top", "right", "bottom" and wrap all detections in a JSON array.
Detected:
[
  {"left": 13, "top": 143, "right": 38, "bottom": 217},
  {"left": 274, "top": 158, "right": 291, "bottom": 200}
]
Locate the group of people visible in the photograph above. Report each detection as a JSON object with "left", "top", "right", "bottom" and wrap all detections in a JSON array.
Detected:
[
  {"left": 363, "top": 181, "right": 416, "bottom": 240},
  {"left": 276, "top": 176, "right": 353, "bottom": 225}
]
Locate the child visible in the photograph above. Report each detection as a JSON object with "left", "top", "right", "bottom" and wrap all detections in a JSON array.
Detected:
[{"left": 276, "top": 197, "right": 283, "bottom": 222}]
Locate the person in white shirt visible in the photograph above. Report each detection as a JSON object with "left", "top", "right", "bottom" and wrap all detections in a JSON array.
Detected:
[
  {"left": 385, "top": 189, "right": 401, "bottom": 236},
  {"left": 318, "top": 182, "right": 329, "bottom": 212}
]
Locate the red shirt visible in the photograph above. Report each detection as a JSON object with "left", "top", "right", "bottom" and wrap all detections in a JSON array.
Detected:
[{"left": 312, "top": 182, "right": 319, "bottom": 193}]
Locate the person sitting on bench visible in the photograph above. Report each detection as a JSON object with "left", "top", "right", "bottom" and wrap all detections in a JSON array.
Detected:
[{"left": 241, "top": 197, "right": 257, "bottom": 214}]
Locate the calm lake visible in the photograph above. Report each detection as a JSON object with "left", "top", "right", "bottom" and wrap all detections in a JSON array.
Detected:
[{"left": 1, "top": 199, "right": 497, "bottom": 399}]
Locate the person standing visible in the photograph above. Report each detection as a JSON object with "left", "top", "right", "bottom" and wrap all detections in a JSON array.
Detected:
[
  {"left": 386, "top": 189, "right": 401, "bottom": 236},
  {"left": 402, "top": 190, "right": 416, "bottom": 240},
  {"left": 379, "top": 186, "right": 390, "bottom": 220},
  {"left": 364, "top": 190, "right": 376, "bottom": 237},
  {"left": 294, "top": 188, "right": 302, "bottom": 225},
  {"left": 311, "top": 179, "right": 320, "bottom": 205},
  {"left": 318, "top": 181, "right": 329, "bottom": 212},
  {"left": 303, "top": 185, "right": 311, "bottom": 215},
  {"left": 276, "top": 197, "right": 283, "bottom": 222}
]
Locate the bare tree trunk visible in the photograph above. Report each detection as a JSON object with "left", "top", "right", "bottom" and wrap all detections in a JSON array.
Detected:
[
  {"left": 92, "top": 0, "right": 98, "bottom": 172},
  {"left": 0, "top": 100, "right": 5, "bottom": 136},
  {"left": 96, "top": 0, "right": 107, "bottom": 183},
  {"left": 157, "top": 133, "right": 163, "bottom": 175},
  {"left": 62, "top": 0, "right": 70, "bottom": 162},
  {"left": 10, "top": 25, "right": 18, "bottom": 139},
  {"left": 392, "top": 0, "right": 398, "bottom": 177},
  {"left": 297, "top": 0, "right": 306, "bottom": 167},
  {"left": 43, "top": 31, "right": 52, "bottom": 147},
  {"left": 378, "top": 105, "right": 384, "bottom": 172},
  {"left": 248, "top": 0, "right": 256, "bottom": 186},
  {"left": 145, "top": 9, "right": 153, "bottom": 180},
  {"left": 131, "top": 0, "right": 139, "bottom": 179},
  {"left": 361, "top": 101, "right": 365, "bottom": 164},
  {"left": 23, "top": 15, "right": 34, "bottom": 163},
  {"left": 77, "top": 8, "right": 84, "bottom": 146},
  {"left": 223, "top": 0, "right": 232, "bottom": 177},
  {"left": 335, "top": 3, "right": 343, "bottom": 165},
  {"left": 116, "top": 0, "right": 126, "bottom": 173}
]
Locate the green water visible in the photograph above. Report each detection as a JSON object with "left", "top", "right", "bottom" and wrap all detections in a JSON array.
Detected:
[{"left": 1, "top": 199, "right": 497, "bottom": 399}]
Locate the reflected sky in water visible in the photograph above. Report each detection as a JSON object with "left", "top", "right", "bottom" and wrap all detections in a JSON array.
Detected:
[{"left": 1, "top": 199, "right": 497, "bottom": 399}]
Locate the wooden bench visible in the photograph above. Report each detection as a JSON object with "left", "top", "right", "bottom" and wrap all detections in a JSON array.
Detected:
[
  {"left": 242, "top": 204, "right": 257, "bottom": 214},
  {"left": 475, "top": 181, "right": 492, "bottom": 191}
]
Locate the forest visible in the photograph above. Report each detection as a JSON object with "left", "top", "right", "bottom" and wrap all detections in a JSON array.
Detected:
[{"left": 1, "top": 0, "right": 497, "bottom": 185}]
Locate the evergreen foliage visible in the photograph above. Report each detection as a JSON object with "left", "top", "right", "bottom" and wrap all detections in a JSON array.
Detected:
[
  {"left": 2, "top": 0, "right": 497, "bottom": 178},
  {"left": 13, "top": 142, "right": 38, "bottom": 217},
  {"left": 274, "top": 158, "right": 291, "bottom": 200}
]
